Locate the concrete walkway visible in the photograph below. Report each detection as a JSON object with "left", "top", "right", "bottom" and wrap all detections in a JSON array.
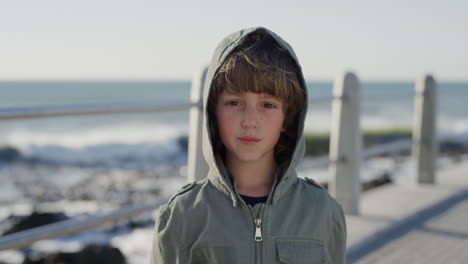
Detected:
[{"left": 346, "top": 160, "right": 468, "bottom": 263}]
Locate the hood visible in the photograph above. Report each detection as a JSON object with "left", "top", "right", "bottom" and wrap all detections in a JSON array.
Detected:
[{"left": 202, "top": 27, "right": 308, "bottom": 207}]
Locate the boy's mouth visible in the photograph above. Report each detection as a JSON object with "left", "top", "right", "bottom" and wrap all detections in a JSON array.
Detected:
[{"left": 238, "top": 136, "right": 261, "bottom": 144}]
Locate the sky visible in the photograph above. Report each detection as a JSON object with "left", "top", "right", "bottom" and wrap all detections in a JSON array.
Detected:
[{"left": 1, "top": 0, "right": 467, "bottom": 81}]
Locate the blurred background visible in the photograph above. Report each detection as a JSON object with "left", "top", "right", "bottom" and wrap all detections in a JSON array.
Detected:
[{"left": 0, "top": 1, "right": 467, "bottom": 263}]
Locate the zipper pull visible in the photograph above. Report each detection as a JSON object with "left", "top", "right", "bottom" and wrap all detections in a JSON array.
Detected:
[{"left": 254, "top": 218, "right": 262, "bottom": 242}]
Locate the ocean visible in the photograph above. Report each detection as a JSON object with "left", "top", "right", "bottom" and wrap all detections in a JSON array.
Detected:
[{"left": 0, "top": 81, "right": 467, "bottom": 171}]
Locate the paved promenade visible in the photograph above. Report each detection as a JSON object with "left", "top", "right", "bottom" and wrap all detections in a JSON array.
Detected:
[{"left": 346, "top": 160, "right": 468, "bottom": 263}]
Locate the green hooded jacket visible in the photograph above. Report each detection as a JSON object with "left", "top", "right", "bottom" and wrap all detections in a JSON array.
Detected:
[{"left": 151, "top": 27, "right": 347, "bottom": 264}]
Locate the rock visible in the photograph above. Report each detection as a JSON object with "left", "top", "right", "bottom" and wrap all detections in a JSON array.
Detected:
[
  {"left": 127, "top": 218, "right": 155, "bottom": 229},
  {"left": 3, "top": 212, "right": 69, "bottom": 236},
  {"left": 0, "top": 145, "right": 21, "bottom": 162},
  {"left": 440, "top": 139, "right": 468, "bottom": 155},
  {"left": 362, "top": 172, "right": 392, "bottom": 191},
  {"left": 318, "top": 172, "right": 392, "bottom": 192},
  {"left": 23, "top": 244, "right": 126, "bottom": 264},
  {"left": 177, "top": 135, "right": 188, "bottom": 152}
]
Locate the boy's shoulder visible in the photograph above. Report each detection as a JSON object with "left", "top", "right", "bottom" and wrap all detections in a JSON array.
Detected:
[
  {"left": 166, "top": 178, "right": 208, "bottom": 205},
  {"left": 157, "top": 179, "right": 205, "bottom": 220},
  {"left": 301, "top": 177, "right": 326, "bottom": 190},
  {"left": 298, "top": 177, "right": 342, "bottom": 210}
]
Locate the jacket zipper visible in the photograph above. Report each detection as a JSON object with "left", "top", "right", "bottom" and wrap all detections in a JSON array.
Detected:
[
  {"left": 253, "top": 204, "right": 266, "bottom": 264},
  {"left": 239, "top": 199, "right": 267, "bottom": 263},
  {"left": 254, "top": 218, "right": 262, "bottom": 241}
]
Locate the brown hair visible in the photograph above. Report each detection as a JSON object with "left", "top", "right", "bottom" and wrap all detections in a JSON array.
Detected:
[{"left": 208, "top": 31, "right": 305, "bottom": 163}]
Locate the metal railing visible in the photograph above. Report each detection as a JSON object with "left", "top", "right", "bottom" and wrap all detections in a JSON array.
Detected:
[
  {"left": 0, "top": 101, "right": 200, "bottom": 120},
  {"left": 0, "top": 200, "right": 167, "bottom": 250}
]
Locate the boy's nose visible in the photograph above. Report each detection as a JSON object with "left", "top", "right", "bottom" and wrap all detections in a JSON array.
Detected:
[
  {"left": 241, "top": 119, "right": 257, "bottom": 128},
  {"left": 241, "top": 106, "right": 258, "bottom": 128}
]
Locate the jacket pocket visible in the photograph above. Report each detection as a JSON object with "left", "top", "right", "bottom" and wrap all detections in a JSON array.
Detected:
[
  {"left": 191, "top": 246, "right": 236, "bottom": 264},
  {"left": 276, "top": 238, "right": 330, "bottom": 264}
]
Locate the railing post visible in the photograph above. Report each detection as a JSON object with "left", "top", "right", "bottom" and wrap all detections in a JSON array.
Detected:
[
  {"left": 329, "top": 72, "right": 361, "bottom": 215},
  {"left": 187, "top": 66, "right": 209, "bottom": 182},
  {"left": 412, "top": 74, "right": 437, "bottom": 184}
]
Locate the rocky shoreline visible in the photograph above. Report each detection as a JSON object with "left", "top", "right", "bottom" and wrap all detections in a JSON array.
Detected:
[{"left": 0, "top": 136, "right": 467, "bottom": 264}]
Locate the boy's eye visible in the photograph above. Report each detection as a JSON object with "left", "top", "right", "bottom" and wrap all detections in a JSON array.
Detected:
[
  {"left": 262, "top": 103, "right": 277, "bottom": 109},
  {"left": 226, "top": 101, "right": 241, "bottom": 106}
]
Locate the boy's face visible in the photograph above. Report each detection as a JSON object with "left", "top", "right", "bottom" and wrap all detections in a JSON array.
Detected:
[{"left": 215, "top": 89, "right": 285, "bottom": 165}]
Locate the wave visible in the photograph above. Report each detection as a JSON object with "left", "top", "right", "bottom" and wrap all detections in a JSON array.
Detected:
[
  {"left": 1, "top": 123, "right": 185, "bottom": 149},
  {"left": 1, "top": 113, "right": 467, "bottom": 169},
  {"left": 305, "top": 110, "right": 468, "bottom": 136},
  {"left": 21, "top": 141, "right": 186, "bottom": 169},
  {"left": 0, "top": 124, "right": 188, "bottom": 169}
]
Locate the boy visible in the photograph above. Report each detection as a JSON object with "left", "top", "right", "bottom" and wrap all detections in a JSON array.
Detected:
[{"left": 151, "top": 27, "right": 346, "bottom": 264}]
